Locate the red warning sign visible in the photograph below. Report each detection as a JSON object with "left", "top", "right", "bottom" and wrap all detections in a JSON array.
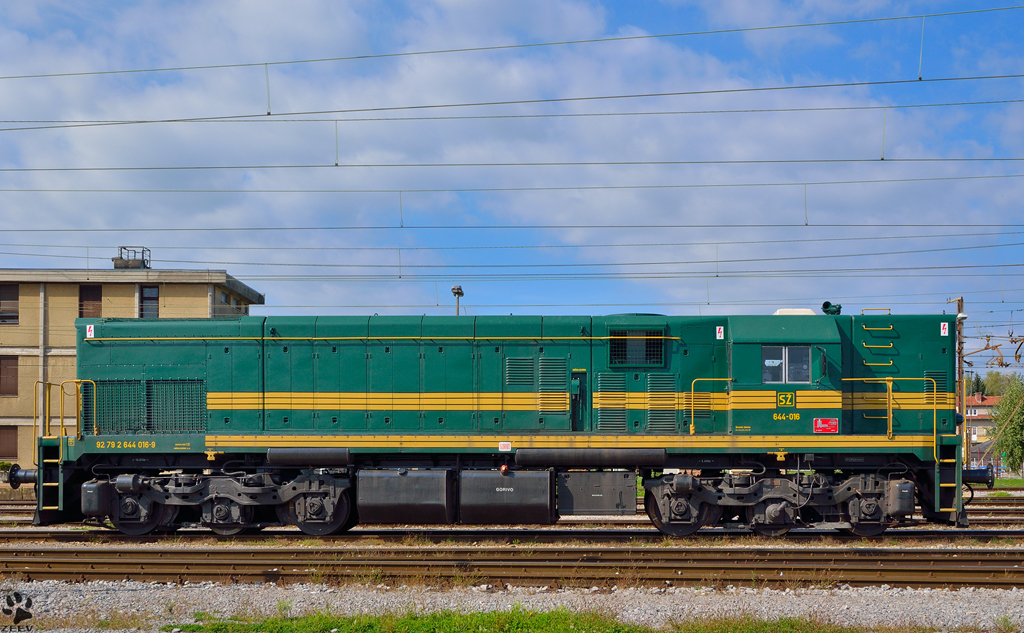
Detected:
[{"left": 813, "top": 418, "right": 838, "bottom": 433}]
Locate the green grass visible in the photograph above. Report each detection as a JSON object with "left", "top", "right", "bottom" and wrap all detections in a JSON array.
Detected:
[
  {"left": 995, "top": 478, "right": 1024, "bottom": 488},
  {"left": 161, "top": 608, "right": 876, "bottom": 633}
]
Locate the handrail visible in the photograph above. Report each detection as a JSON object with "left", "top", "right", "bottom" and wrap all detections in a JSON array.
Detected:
[
  {"left": 861, "top": 324, "right": 894, "bottom": 331},
  {"left": 845, "top": 376, "right": 952, "bottom": 514},
  {"left": 863, "top": 360, "right": 893, "bottom": 366},
  {"left": 861, "top": 342, "right": 894, "bottom": 349},
  {"left": 689, "top": 377, "right": 733, "bottom": 436},
  {"left": 32, "top": 381, "right": 59, "bottom": 466},
  {"left": 842, "top": 376, "right": 939, "bottom": 442},
  {"left": 861, "top": 308, "right": 892, "bottom": 314},
  {"left": 59, "top": 380, "right": 96, "bottom": 441}
]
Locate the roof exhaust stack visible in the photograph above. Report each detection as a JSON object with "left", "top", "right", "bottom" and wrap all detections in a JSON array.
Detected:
[{"left": 821, "top": 301, "right": 842, "bottom": 315}]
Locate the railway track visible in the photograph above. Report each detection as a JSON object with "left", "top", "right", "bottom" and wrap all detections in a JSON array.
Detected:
[
  {"left": 1, "top": 526, "right": 1024, "bottom": 544},
  {"left": 3, "top": 498, "right": 1024, "bottom": 528},
  {"left": 0, "top": 544, "right": 1021, "bottom": 588}
]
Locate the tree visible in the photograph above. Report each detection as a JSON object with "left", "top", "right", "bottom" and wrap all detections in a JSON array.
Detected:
[
  {"left": 983, "top": 371, "right": 1022, "bottom": 396},
  {"left": 993, "top": 376, "right": 1024, "bottom": 472},
  {"left": 971, "top": 373, "right": 984, "bottom": 395}
]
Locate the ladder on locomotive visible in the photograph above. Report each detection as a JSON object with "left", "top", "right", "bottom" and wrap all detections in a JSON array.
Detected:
[
  {"left": 842, "top": 375, "right": 961, "bottom": 515},
  {"left": 33, "top": 380, "right": 95, "bottom": 512}
]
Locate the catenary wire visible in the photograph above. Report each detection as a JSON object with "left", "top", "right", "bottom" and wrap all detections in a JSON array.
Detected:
[
  {"left": 3, "top": 172, "right": 1024, "bottom": 194},
  {"left": 0, "top": 240, "right": 1020, "bottom": 269},
  {"left": 4, "top": 98, "right": 1024, "bottom": 132},
  {"left": 2, "top": 72, "right": 1023, "bottom": 132},
  {"left": 2, "top": 157, "right": 1023, "bottom": 173},
  {"left": 5, "top": 220, "right": 1024, "bottom": 233},
  {"left": 221, "top": 261, "right": 1024, "bottom": 280},
  {"left": 1, "top": 5, "right": 1019, "bottom": 82},
  {"left": 3, "top": 230, "right": 1019, "bottom": 253}
]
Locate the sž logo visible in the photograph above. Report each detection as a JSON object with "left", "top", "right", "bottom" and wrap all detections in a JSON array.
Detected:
[{"left": 2, "top": 592, "right": 32, "bottom": 625}]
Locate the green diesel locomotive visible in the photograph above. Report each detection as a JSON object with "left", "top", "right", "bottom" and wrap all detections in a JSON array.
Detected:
[{"left": 9, "top": 307, "right": 986, "bottom": 536}]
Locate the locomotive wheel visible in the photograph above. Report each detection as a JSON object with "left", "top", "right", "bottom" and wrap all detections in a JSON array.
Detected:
[
  {"left": 207, "top": 506, "right": 254, "bottom": 536},
  {"left": 743, "top": 506, "right": 792, "bottom": 537},
  {"left": 644, "top": 491, "right": 709, "bottom": 537},
  {"left": 155, "top": 504, "right": 180, "bottom": 533},
  {"left": 749, "top": 523, "right": 791, "bottom": 537},
  {"left": 287, "top": 491, "right": 352, "bottom": 536},
  {"left": 839, "top": 523, "right": 887, "bottom": 537},
  {"left": 110, "top": 495, "right": 167, "bottom": 536}
]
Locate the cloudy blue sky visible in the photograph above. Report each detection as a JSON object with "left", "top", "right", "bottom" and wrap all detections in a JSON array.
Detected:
[{"left": 0, "top": 1, "right": 1022, "bottom": 365}]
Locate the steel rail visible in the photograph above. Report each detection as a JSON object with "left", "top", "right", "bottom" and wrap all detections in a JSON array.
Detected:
[
  {"left": 3, "top": 527, "right": 1024, "bottom": 544},
  {"left": 3, "top": 499, "right": 1024, "bottom": 528},
  {"left": 0, "top": 545, "right": 1022, "bottom": 588}
]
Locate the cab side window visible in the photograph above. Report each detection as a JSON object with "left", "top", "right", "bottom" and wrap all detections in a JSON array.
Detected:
[
  {"left": 762, "top": 346, "right": 784, "bottom": 383},
  {"left": 762, "top": 345, "right": 811, "bottom": 384}
]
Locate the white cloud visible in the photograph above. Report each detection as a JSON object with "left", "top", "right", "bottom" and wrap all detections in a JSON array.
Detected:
[{"left": 0, "top": 0, "right": 1019, "bottom": 360}]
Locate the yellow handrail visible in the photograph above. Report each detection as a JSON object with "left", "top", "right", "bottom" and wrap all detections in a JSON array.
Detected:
[
  {"left": 842, "top": 377, "right": 938, "bottom": 442},
  {"left": 861, "top": 324, "right": 894, "bottom": 331},
  {"left": 861, "top": 342, "right": 894, "bottom": 349},
  {"left": 32, "top": 381, "right": 59, "bottom": 465},
  {"left": 689, "top": 377, "right": 733, "bottom": 436},
  {"left": 59, "top": 380, "right": 96, "bottom": 441},
  {"left": 863, "top": 360, "right": 893, "bottom": 366},
  {"left": 861, "top": 308, "right": 892, "bottom": 314}
]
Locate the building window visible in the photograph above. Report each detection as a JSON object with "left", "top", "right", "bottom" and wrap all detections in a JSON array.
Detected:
[
  {"left": 79, "top": 284, "right": 102, "bottom": 318},
  {"left": 609, "top": 330, "right": 664, "bottom": 366},
  {"left": 140, "top": 285, "right": 159, "bottom": 318},
  {"left": 762, "top": 345, "right": 811, "bottom": 384},
  {"left": 0, "top": 357, "right": 16, "bottom": 396},
  {"left": 0, "top": 284, "right": 17, "bottom": 325},
  {"left": 0, "top": 426, "right": 16, "bottom": 459}
]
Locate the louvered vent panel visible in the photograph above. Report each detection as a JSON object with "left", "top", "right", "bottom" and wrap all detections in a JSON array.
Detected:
[
  {"left": 924, "top": 370, "right": 948, "bottom": 405},
  {"left": 682, "top": 391, "right": 712, "bottom": 419},
  {"left": 596, "top": 372, "right": 627, "bottom": 432},
  {"left": 504, "top": 358, "right": 534, "bottom": 386},
  {"left": 538, "top": 358, "right": 568, "bottom": 414},
  {"left": 646, "top": 373, "right": 678, "bottom": 433}
]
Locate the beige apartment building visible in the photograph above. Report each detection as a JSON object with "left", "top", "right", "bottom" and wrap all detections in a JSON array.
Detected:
[{"left": 0, "top": 250, "right": 264, "bottom": 467}]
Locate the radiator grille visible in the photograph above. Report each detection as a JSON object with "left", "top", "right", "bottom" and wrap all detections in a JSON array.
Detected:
[
  {"left": 88, "top": 380, "right": 145, "bottom": 434},
  {"left": 609, "top": 330, "right": 664, "bottom": 366},
  {"left": 146, "top": 380, "right": 207, "bottom": 434},
  {"left": 84, "top": 379, "right": 207, "bottom": 435}
]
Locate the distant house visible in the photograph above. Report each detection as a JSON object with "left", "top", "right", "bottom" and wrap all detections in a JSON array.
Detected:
[
  {"left": 965, "top": 393, "right": 1004, "bottom": 472},
  {"left": 964, "top": 393, "right": 1001, "bottom": 442}
]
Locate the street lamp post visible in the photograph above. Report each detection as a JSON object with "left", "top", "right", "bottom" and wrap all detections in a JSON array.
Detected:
[{"left": 451, "top": 285, "right": 464, "bottom": 316}]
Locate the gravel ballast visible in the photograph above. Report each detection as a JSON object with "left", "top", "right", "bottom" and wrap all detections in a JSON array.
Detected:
[{"left": 5, "top": 579, "right": 1024, "bottom": 632}]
